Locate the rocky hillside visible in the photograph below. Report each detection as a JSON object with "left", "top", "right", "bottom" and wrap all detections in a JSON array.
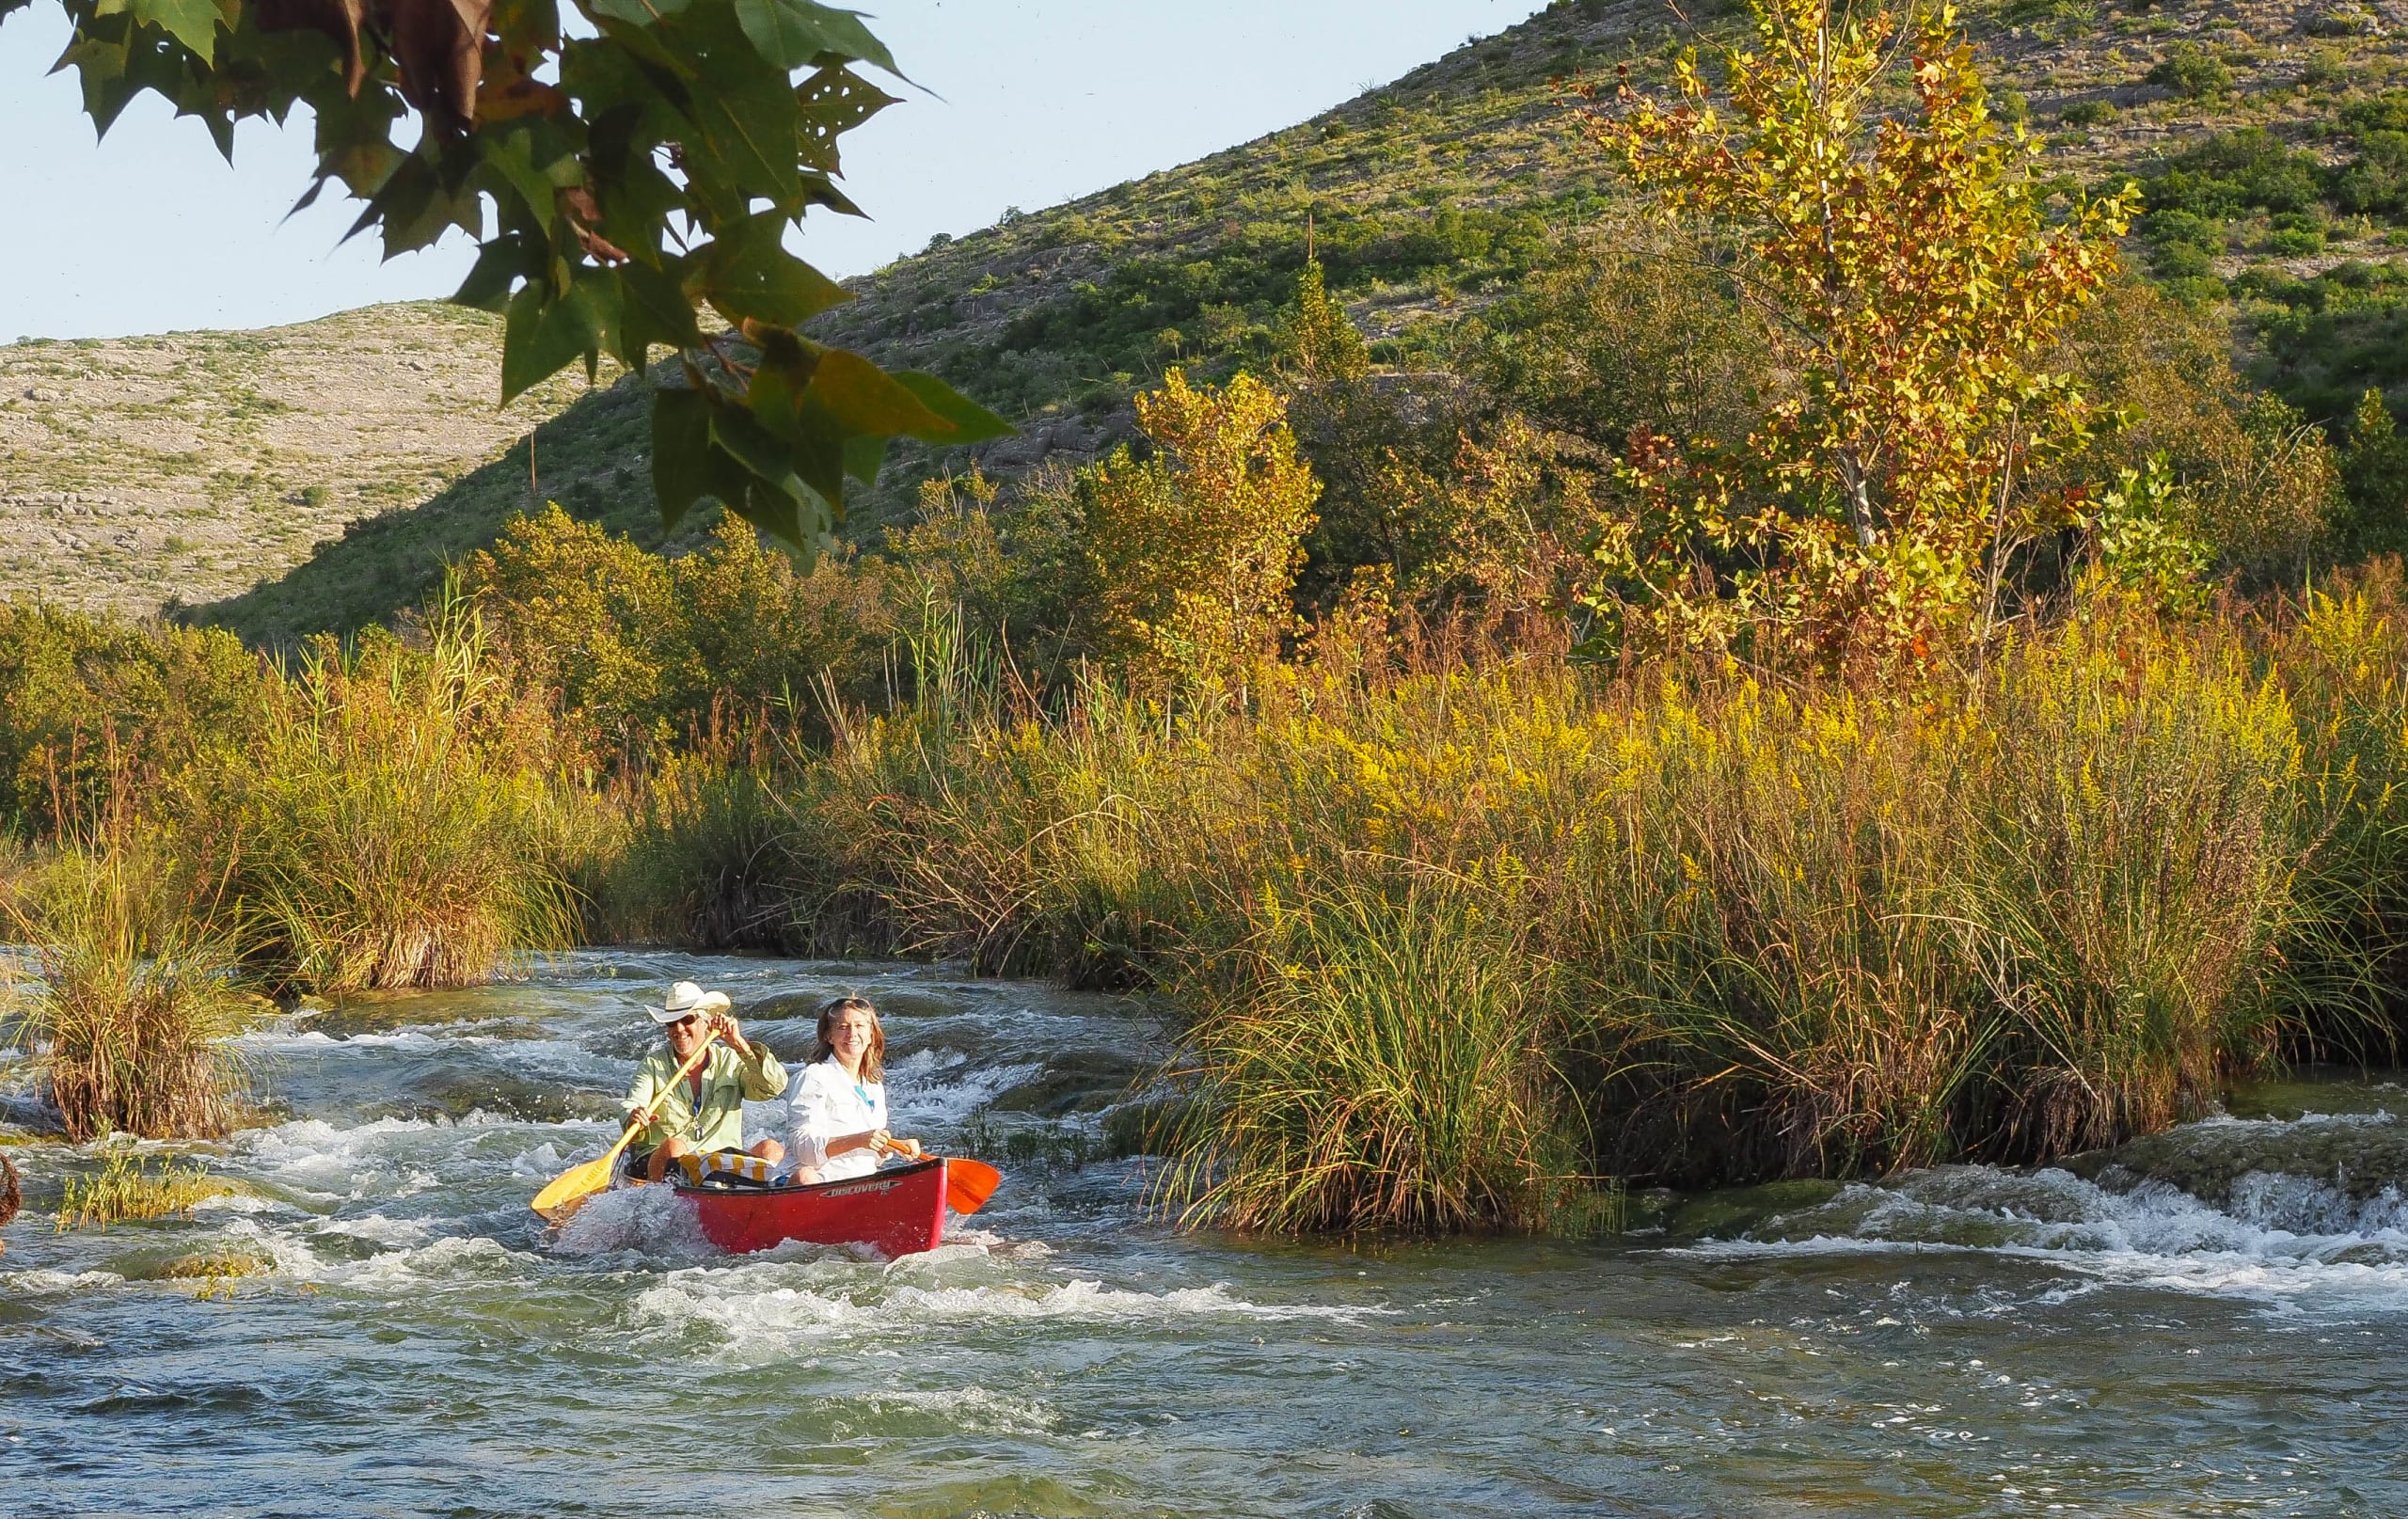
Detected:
[
  {"left": 0, "top": 304, "right": 593, "bottom": 622},
  {"left": 10, "top": 0, "right": 2406, "bottom": 641}
]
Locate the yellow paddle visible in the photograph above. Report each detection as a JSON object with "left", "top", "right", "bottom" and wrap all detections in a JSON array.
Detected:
[{"left": 531, "top": 1031, "right": 717, "bottom": 1224}]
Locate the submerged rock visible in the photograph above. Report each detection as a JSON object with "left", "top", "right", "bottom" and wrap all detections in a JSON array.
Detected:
[
  {"left": 2062, "top": 1112, "right": 2408, "bottom": 1210},
  {"left": 986, "top": 1052, "right": 1148, "bottom": 1116}
]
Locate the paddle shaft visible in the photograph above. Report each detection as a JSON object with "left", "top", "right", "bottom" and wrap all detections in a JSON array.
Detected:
[
  {"left": 608, "top": 1030, "right": 720, "bottom": 1167},
  {"left": 553, "top": 1030, "right": 712, "bottom": 1208}
]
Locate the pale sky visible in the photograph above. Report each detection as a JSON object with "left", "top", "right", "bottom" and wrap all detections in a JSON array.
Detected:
[{"left": 0, "top": 1, "right": 1547, "bottom": 341}]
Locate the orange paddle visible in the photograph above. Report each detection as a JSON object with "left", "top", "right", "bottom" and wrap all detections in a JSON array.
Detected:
[
  {"left": 876, "top": 1138, "right": 1001, "bottom": 1216},
  {"left": 943, "top": 1157, "right": 1003, "bottom": 1216}
]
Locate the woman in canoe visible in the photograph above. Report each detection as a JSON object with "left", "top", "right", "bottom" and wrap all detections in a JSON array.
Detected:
[
  {"left": 624, "top": 981, "right": 788, "bottom": 1183},
  {"left": 786, "top": 996, "right": 922, "bottom": 1185}
]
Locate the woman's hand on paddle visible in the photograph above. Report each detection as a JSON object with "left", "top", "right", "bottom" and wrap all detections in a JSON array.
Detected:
[{"left": 873, "top": 1131, "right": 924, "bottom": 1161}]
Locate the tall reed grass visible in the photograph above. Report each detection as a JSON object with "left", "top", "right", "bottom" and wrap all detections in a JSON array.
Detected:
[
  {"left": 190, "top": 597, "right": 578, "bottom": 992},
  {"left": 1164, "top": 881, "right": 1576, "bottom": 1232},
  {"left": 729, "top": 593, "right": 2377, "bottom": 1229},
  {"left": 6, "top": 836, "right": 259, "bottom": 1140}
]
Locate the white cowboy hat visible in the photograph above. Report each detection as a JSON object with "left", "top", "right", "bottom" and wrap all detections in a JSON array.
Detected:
[{"left": 650, "top": 981, "right": 734, "bottom": 1024}]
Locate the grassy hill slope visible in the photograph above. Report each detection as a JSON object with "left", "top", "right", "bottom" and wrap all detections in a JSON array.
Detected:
[
  {"left": 0, "top": 303, "right": 591, "bottom": 621},
  {"left": 21, "top": 0, "right": 2406, "bottom": 641}
]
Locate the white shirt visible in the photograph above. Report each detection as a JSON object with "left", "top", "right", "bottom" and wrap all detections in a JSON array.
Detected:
[{"left": 786, "top": 1057, "right": 887, "bottom": 1181}]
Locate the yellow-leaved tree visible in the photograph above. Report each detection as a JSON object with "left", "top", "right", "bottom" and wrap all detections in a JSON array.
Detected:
[
  {"left": 1083, "top": 371, "right": 1321, "bottom": 704},
  {"left": 1583, "top": 0, "right": 2137, "bottom": 672}
]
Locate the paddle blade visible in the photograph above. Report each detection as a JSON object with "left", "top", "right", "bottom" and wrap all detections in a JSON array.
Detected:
[
  {"left": 943, "top": 1158, "right": 1002, "bottom": 1217},
  {"left": 531, "top": 1153, "right": 617, "bottom": 1223}
]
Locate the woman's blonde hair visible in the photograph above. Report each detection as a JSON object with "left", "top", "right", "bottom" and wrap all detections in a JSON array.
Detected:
[{"left": 811, "top": 996, "right": 885, "bottom": 1082}]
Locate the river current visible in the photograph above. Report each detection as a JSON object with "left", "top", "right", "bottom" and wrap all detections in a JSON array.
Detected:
[{"left": 4, "top": 952, "right": 2405, "bottom": 1517}]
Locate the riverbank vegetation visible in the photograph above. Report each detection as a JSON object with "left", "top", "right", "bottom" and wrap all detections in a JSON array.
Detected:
[{"left": 4, "top": 1, "right": 2408, "bottom": 1236}]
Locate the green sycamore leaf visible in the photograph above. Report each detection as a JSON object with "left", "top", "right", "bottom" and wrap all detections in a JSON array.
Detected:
[
  {"left": 731, "top": 0, "right": 848, "bottom": 70},
  {"left": 696, "top": 214, "right": 849, "bottom": 325},
  {"left": 586, "top": 0, "right": 692, "bottom": 24},
  {"left": 797, "top": 169, "right": 865, "bottom": 218},
  {"left": 795, "top": 63, "right": 896, "bottom": 173},
  {"left": 653, "top": 386, "right": 752, "bottom": 533},
  {"left": 615, "top": 255, "right": 704, "bottom": 367},
  {"left": 583, "top": 97, "right": 688, "bottom": 259},
  {"left": 306, "top": 74, "right": 407, "bottom": 197},
  {"left": 127, "top": 0, "right": 221, "bottom": 61},
  {"left": 842, "top": 432, "right": 887, "bottom": 486},
  {"left": 890, "top": 371, "right": 1015, "bottom": 443},
  {"left": 571, "top": 264, "right": 624, "bottom": 383},
  {"left": 452, "top": 231, "right": 546, "bottom": 311},
  {"left": 740, "top": 326, "right": 822, "bottom": 439},
  {"left": 707, "top": 400, "right": 811, "bottom": 503},
  {"left": 803, "top": 348, "right": 952, "bottom": 438},
  {"left": 708, "top": 398, "right": 840, "bottom": 555},
  {"left": 502, "top": 279, "right": 607, "bottom": 403},
  {"left": 782, "top": 402, "right": 852, "bottom": 514},
  {"left": 481, "top": 121, "right": 580, "bottom": 229},
  {"left": 658, "top": 0, "right": 802, "bottom": 211},
  {"left": 792, "top": 1, "right": 902, "bottom": 77}
]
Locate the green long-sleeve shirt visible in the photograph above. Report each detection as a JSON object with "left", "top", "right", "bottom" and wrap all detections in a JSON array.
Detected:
[{"left": 622, "top": 1040, "right": 787, "bottom": 1154}]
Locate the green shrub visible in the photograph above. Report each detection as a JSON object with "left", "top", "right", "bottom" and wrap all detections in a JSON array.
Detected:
[
  {"left": 2148, "top": 45, "right": 2231, "bottom": 100},
  {"left": 460, "top": 505, "right": 895, "bottom": 755},
  {"left": 0, "top": 604, "right": 268, "bottom": 837},
  {"left": 1162, "top": 881, "right": 1576, "bottom": 1233}
]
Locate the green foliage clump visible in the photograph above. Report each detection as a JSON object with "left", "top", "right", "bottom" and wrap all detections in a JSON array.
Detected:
[
  {"left": 459, "top": 505, "right": 895, "bottom": 752},
  {"left": 0, "top": 606, "right": 268, "bottom": 837},
  {"left": 2239, "top": 261, "right": 2408, "bottom": 434},
  {"left": 2052, "top": 279, "right": 2338, "bottom": 582},
  {"left": 1077, "top": 372, "right": 1320, "bottom": 703},
  {"left": 2337, "top": 389, "right": 2408, "bottom": 556}
]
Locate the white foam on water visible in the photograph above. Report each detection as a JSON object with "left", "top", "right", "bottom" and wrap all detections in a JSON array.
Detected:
[
  {"left": 187, "top": 1193, "right": 293, "bottom": 1218},
  {"left": 311, "top": 1213, "right": 437, "bottom": 1249},
  {"left": 1684, "top": 1163, "right": 2408, "bottom": 1314},
  {"left": 883, "top": 1049, "right": 1045, "bottom": 1130},
  {"left": 848, "top": 1385, "right": 1062, "bottom": 1435},
  {"left": 1, "top": 1269, "right": 125, "bottom": 1295},
  {"left": 309, "top": 1233, "right": 534, "bottom": 1292},
  {"left": 549, "top": 1181, "right": 719, "bottom": 1260},
  {"left": 632, "top": 1265, "right": 1391, "bottom": 1362}
]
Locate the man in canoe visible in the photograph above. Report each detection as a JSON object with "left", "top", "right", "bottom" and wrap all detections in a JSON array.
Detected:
[{"left": 625, "top": 981, "right": 788, "bottom": 1184}]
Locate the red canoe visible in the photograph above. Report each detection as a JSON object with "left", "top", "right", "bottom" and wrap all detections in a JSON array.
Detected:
[{"left": 673, "top": 1157, "right": 951, "bottom": 1257}]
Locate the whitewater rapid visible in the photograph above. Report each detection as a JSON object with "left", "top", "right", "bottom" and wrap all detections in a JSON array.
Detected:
[{"left": 5, "top": 952, "right": 2405, "bottom": 1517}]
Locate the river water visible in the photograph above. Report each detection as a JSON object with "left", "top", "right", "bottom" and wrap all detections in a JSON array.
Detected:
[{"left": 4, "top": 952, "right": 2405, "bottom": 1517}]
